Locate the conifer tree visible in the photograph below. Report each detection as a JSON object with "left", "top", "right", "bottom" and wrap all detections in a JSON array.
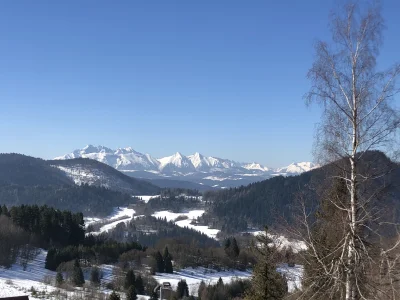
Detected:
[
  {"left": 56, "top": 271, "right": 64, "bottom": 286},
  {"left": 108, "top": 291, "right": 120, "bottom": 300},
  {"left": 163, "top": 246, "right": 174, "bottom": 273},
  {"left": 124, "top": 269, "right": 136, "bottom": 290},
  {"left": 245, "top": 227, "right": 287, "bottom": 300},
  {"left": 71, "top": 259, "right": 85, "bottom": 287},
  {"left": 230, "top": 237, "right": 240, "bottom": 259},
  {"left": 198, "top": 281, "right": 206, "bottom": 299},
  {"left": 45, "top": 248, "right": 57, "bottom": 270},
  {"left": 217, "top": 277, "right": 224, "bottom": 287},
  {"left": 90, "top": 266, "right": 101, "bottom": 286},
  {"left": 135, "top": 275, "right": 145, "bottom": 294},
  {"left": 176, "top": 279, "right": 189, "bottom": 298},
  {"left": 126, "top": 285, "right": 137, "bottom": 300},
  {"left": 164, "top": 255, "right": 173, "bottom": 274},
  {"left": 154, "top": 251, "right": 164, "bottom": 273}
]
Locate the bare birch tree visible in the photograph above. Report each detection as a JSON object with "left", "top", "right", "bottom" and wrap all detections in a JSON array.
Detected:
[{"left": 300, "top": 1, "right": 400, "bottom": 299}]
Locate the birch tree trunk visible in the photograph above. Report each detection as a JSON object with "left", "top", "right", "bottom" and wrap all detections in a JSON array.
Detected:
[{"left": 303, "top": 1, "right": 400, "bottom": 299}]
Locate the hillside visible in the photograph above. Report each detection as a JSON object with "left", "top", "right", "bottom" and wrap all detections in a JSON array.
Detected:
[
  {"left": 0, "top": 154, "right": 73, "bottom": 186},
  {"left": 202, "top": 151, "right": 400, "bottom": 232},
  {"left": 0, "top": 154, "right": 160, "bottom": 216},
  {"left": 49, "top": 158, "right": 160, "bottom": 195}
]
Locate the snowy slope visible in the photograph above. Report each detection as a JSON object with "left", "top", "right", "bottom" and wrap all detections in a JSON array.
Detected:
[
  {"left": 153, "top": 264, "right": 302, "bottom": 296},
  {"left": 86, "top": 207, "right": 136, "bottom": 235},
  {"left": 50, "top": 159, "right": 160, "bottom": 195},
  {"left": 152, "top": 210, "right": 220, "bottom": 239},
  {"left": 0, "top": 249, "right": 150, "bottom": 299},
  {"left": 275, "top": 162, "right": 318, "bottom": 175}
]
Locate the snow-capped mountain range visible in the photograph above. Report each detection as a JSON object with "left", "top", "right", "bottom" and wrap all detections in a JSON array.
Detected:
[{"left": 55, "top": 145, "right": 318, "bottom": 188}]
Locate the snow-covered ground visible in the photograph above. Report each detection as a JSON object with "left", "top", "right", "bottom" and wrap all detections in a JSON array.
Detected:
[
  {"left": 154, "top": 264, "right": 302, "bottom": 296},
  {"left": 0, "top": 249, "right": 151, "bottom": 299},
  {"left": 0, "top": 249, "right": 57, "bottom": 299},
  {"left": 86, "top": 207, "right": 136, "bottom": 235},
  {"left": 247, "top": 230, "right": 307, "bottom": 253},
  {"left": 152, "top": 210, "right": 220, "bottom": 239},
  {"left": 154, "top": 267, "right": 251, "bottom": 296},
  {"left": 0, "top": 248, "right": 302, "bottom": 298},
  {"left": 135, "top": 195, "right": 160, "bottom": 203},
  {"left": 277, "top": 264, "right": 303, "bottom": 292}
]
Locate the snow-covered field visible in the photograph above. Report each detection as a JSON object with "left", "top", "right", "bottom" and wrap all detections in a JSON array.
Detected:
[
  {"left": 0, "top": 248, "right": 302, "bottom": 298},
  {"left": 152, "top": 210, "right": 220, "bottom": 239},
  {"left": 0, "top": 250, "right": 56, "bottom": 299},
  {"left": 154, "top": 267, "right": 251, "bottom": 296},
  {"left": 135, "top": 195, "right": 160, "bottom": 203},
  {"left": 154, "top": 264, "right": 302, "bottom": 296},
  {"left": 86, "top": 207, "right": 136, "bottom": 235},
  {"left": 247, "top": 230, "right": 307, "bottom": 253},
  {"left": 0, "top": 249, "right": 151, "bottom": 299}
]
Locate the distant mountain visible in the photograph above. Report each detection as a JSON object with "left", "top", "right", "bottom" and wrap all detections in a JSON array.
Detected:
[
  {"left": 275, "top": 162, "right": 317, "bottom": 175},
  {"left": 0, "top": 153, "right": 160, "bottom": 216},
  {"left": 55, "top": 145, "right": 317, "bottom": 188}
]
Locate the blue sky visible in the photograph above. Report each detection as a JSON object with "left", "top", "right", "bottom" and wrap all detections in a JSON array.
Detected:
[{"left": 0, "top": 1, "right": 398, "bottom": 167}]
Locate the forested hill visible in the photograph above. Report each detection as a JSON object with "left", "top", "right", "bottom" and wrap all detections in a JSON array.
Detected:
[
  {"left": 0, "top": 153, "right": 160, "bottom": 216},
  {"left": 49, "top": 158, "right": 160, "bottom": 195},
  {"left": 0, "top": 153, "right": 73, "bottom": 186},
  {"left": 203, "top": 151, "right": 400, "bottom": 232}
]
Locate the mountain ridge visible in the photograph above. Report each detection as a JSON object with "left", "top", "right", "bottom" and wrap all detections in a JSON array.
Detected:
[{"left": 55, "top": 145, "right": 317, "bottom": 178}]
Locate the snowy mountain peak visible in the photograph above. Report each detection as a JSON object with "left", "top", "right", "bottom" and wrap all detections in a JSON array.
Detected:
[
  {"left": 55, "top": 145, "right": 317, "bottom": 182},
  {"left": 276, "top": 162, "right": 318, "bottom": 174},
  {"left": 243, "top": 162, "right": 270, "bottom": 172}
]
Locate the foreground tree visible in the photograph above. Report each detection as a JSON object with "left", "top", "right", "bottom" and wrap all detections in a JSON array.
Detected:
[
  {"left": 245, "top": 227, "right": 287, "bottom": 300},
  {"left": 303, "top": 0, "right": 400, "bottom": 299}
]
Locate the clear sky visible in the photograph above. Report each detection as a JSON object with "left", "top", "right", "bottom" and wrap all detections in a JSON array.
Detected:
[{"left": 0, "top": 1, "right": 398, "bottom": 167}]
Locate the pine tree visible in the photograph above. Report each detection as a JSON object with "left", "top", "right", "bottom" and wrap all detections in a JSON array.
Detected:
[
  {"left": 135, "top": 275, "right": 144, "bottom": 294},
  {"left": 154, "top": 251, "right": 164, "bottom": 273},
  {"left": 45, "top": 248, "right": 57, "bottom": 271},
  {"left": 163, "top": 246, "right": 173, "bottom": 273},
  {"left": 90, "top": 266, "right": 101, "bottom": 286},
  {"left": 224, "top": 238, "right": 231, "bottom": 252},
  {"left": 163, "top": 246, "right": 171, "bottom": 260},
  {"left": 164, "top": 255, "right": 173, "bottom": 274},
  {"left": 108, "top": 291, "right": 120, "bottom": 300},
  {"left": 126, "top": 285, "right": 137, "bottom": 300},
  {"left": 71, "top": 259, "right": 85, "bottom": 287},
  {"left": 124, "top": 269, "right": 136, "bottom": 290},
  {"left": 217, "top": 277, "right": 224, "bottom": 287},
  {"left": 198, "top": 281, "right": 206, "bottom": 299},
  {"left": 56, "top": 271, "right": 64, "bottom": 286},
  {"left": 230, "top": 237, "right": 240, "bottom": 258},
  {"left": 245, "top": 227, "right": 287, "bottom": 300},
  {"left": 176, "top": 279, "right": 189, "bottom": 298}
]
